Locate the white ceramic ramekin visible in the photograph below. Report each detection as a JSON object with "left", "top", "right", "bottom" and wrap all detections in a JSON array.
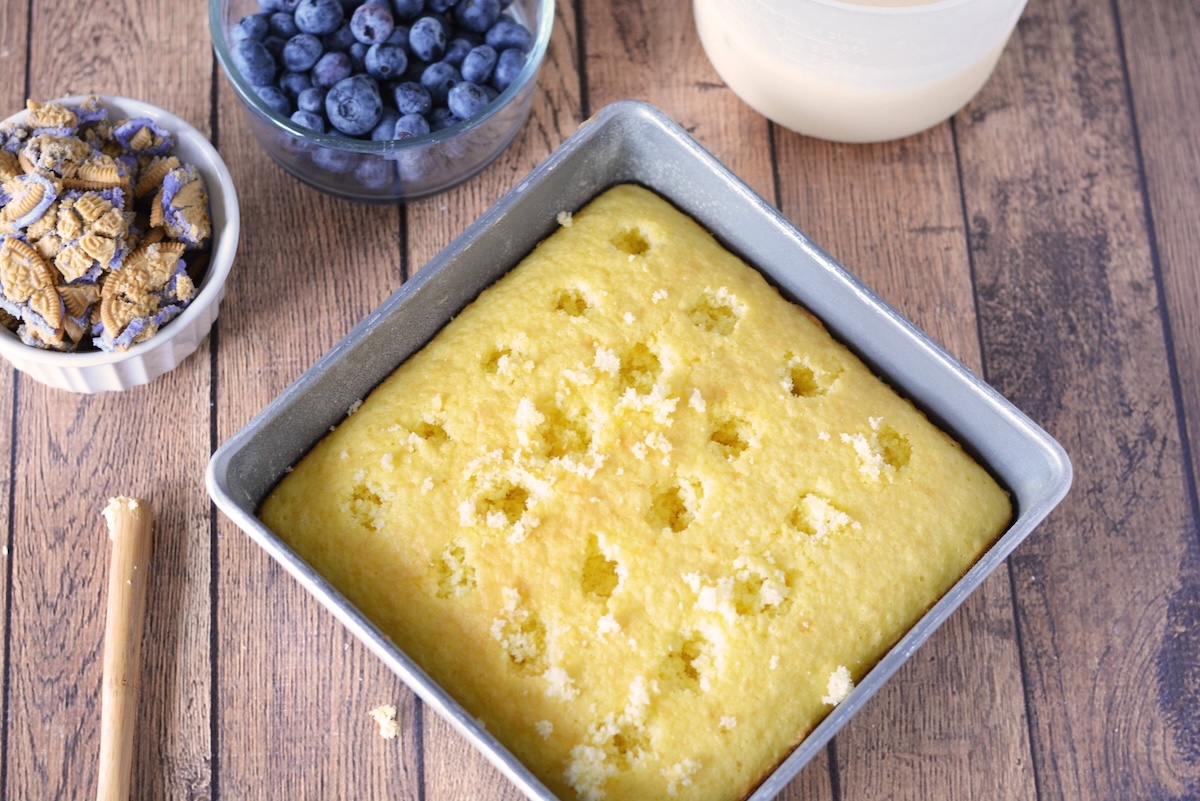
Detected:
[{"left": 0, "top": 95, "right": 240, "bottom": 392}]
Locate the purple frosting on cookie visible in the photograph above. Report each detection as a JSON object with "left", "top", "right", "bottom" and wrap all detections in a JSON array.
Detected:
[
  {"left": 113, "top": 118, "right": 173, "bottom": 155},
  {"left": 1, "top": 295, "right": 60, "bottom": 342},
  {"left": 31, "top": 125, "right": 75, "bottom": 138},
  {"left": 73, "top": 100, "right": 108, "bottom": 126},
  {"left": 63, "top": 185, "right": 127, "bottom": 211},
  {"left": 9, "top": 173, "right": 58, "bottom": 229},
  {"left": 159, "top": 165, "right": 208, "bottom": 247},
  {"left": 0, "top": 121, "right": 29, "bottom": 154},
  {"left": 66, "top": 264, "right": 105, "bottom": 285}
]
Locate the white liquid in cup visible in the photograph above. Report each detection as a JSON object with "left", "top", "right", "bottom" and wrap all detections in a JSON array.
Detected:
[{"left": 695, "top": 0, "right": 1026, "bottom": 143}]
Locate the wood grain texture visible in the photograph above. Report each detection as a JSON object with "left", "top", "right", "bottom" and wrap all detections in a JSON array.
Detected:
[
  {"left": 4, "top": 1, "right": 216, "bottom": 799},
  {"left": 1115, "top": 0, "right": 1200, "bottom": 787},
  {"left": 407, "top": 0, "right": 583, "bottom": 275},
  {"left": 413, "top": 3, "right": 584, "bottom": 796},
  {"left": 579, "top": 0, "right": 774, "bottom": 202},
  {"left": 0, "top": 0, "right": 1197, "bottom": 797},
  {"left": 1117, "top": 0, "right": 1200, "bottom": 492},
  {"left": 773, "top": 107, "right": 1035, "bottom": 801},
  {"left": 213, "top": 65, "right": 418, "bottom": 798},
  {"left": 956, "top": 0, "right": 1200, "bottom": 797},
  {"left": 0, "top": 0, "right": 25, "bottom": 782}
]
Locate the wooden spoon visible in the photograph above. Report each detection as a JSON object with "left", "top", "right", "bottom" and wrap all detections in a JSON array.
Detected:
[{"left": 96, "top": 497, "right": 153, "bottom": 801}]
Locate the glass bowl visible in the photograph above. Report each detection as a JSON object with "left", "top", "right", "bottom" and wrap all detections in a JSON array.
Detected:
[{"left": 210, "top": 0, "right": 555, "bottom": 203}]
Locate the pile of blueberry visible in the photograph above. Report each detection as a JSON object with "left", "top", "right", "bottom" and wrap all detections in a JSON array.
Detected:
[{"left": 228, "top": 0, "right": 534, "bottom": 142}]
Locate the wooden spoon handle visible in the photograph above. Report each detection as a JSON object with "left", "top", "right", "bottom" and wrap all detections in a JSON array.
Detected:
[{"left": 96, "top": 497, "right": 154, "bottom": 801}]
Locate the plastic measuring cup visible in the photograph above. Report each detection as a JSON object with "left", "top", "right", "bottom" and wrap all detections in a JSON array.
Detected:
[{"left": 694, "top": 0, "right": 1028, "bottom": 143}]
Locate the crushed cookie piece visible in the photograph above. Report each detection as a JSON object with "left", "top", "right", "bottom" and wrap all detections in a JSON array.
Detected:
[{"left": 0, "top": 96, "right": 212, "bottom": 352}]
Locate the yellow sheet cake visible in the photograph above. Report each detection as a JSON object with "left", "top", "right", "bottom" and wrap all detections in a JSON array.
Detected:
[{"left": 260, "top": 184, "right": 1012, "bottom": 801}]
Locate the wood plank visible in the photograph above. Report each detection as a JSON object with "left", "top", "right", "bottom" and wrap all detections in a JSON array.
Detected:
[
  {"left": 212, "top": 62, "right": 422, "bottom": 796},
  {"left": 406, "top": 0, "right": 584, "bottom": 272},
  {"left": 412, "top": 1, "right": 586, "bottom": 795},
  {"left": 0, "top": 0, "right": 26, "bottom": 784},
  {"left": 772, "top": 107, "right": 1036, "bottom": 801},
  {"left": 955, "top": 0, "right": 1200, "bottom": 796},
  {"left": 1114, "top": 0, "right": 1200, "bottom": 784},
  {"left": 1117, "top": 6, "right": 1200, "bottom": 474},
  {"left": 3, "top": 1, "right": 215, "bottom": 798},
  {"left": 580, "top": 0, "right": 774, "bottom": 202}
]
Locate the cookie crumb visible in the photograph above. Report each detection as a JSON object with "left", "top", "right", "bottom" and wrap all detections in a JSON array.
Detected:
[{"left": 821, "top": 665, "right": 854, "bottom": 705}]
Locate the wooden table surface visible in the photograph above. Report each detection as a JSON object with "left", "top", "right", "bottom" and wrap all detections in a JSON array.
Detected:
[{"left": 2, "top": 0, "right": 1199, "bottom": 798}]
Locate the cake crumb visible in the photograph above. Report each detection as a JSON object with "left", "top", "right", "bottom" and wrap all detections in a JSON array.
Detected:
[
  {"left": 594, "top": 345, "right": 620, "bottom": 375},
  {"left": 380, "top": 453, "right": 394, "bottom": 470},
  {"left": 557, "top": 210, "right": 573, "bottom": 227},
  {"left": 719, "top": 716, "right": 737, "bottom": 731},
  {"left": 543, "top": 666, "right": 580, "bottom": 701},
  {"left": 420, "top": 477, "right": 434, "bottom": 494},
  {"left": 623, "top": 311, "right": 635, "bottom": 324},
  {"left": 769, "top": 654, "right": 779, "bottom": 670},
  {"left": 347, "top": 399, "right": 363, "bottom": 415},
  {"left": 818, "top": 431, "right": 830, "bottom": 442},
  {"left": 821, "top": 665, "right": 854, "bottom": 705},
  {"left": 688, "top": 388, "right": 705, "bottom": 413},
  {"left": 369, "top": 704, "right": 400, "bottom": 739},
  {"left": 652, "top": 288, "right": 667, "bottom": 303},
  {"left": 662, "top": 758, "right": 701, "bottom": 796},
  {"left": 536, "top": 719, "right": 554, "bottom": 738}
]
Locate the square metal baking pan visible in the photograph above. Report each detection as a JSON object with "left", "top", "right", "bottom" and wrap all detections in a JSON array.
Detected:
[{"left": 207, "top": 99, "right": 1072, "bottom": 801}]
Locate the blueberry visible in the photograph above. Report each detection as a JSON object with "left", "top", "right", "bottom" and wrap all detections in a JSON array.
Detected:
[
  {"left": 491, "top": 46, "right": 524, "bottom": 90},
  {"left": 394, "top": 112, "right": 431, "bottom": 138},
  {"left": 384, "top": 24, "right": 411, "bottom": 47},
  {"left": 392, "top": 81, "right": 432, "bottom": 115},
  {"left": 442, "top": 36, "right": 474, "bottom": 67},
  {"left": 311, "top": 50, "right": 353, "bottom": 88},
  {"left": 312, "top": 136, "right": 358, "bottom": 173},
  {"left": 351, "top": 3, "right": 395, "bottom": 44},
  {"left": 371, "top": 108, "right": 401, "bottom": 140},
  {"left": 231, "top": 39, "right": 278, "bottom": 86},
  {"left": 349, "top": 41, "right": 369, "bottom": 70},
  {"left": 294, "top": 0, "right": 344, "bottom": 35},
  {"left": 427, "top": 0, "right": 455, "bottom": 12},
  {"left": 420, "top": 61, "right": 460, "bottom": 105},
  {"left": 454, "top": 0, "right": 500, "bottom": 34},
  {"left": 297, "top": 86, "right": 328, "bottom": 113},
  {"left": 291, "top": 109, "right": 326, "bottom": 132},
  {"left": 282, "top": 33, "right": 324, "bottom": 71},
  {"left": 365, "top": 42, "right": 408, "bottom": 78},
  {"left": 447, "top": 80, "right": 490, "bottom": 119},
  {"left": 408, "top": 16, "right": 447, "bottom": 62},
  {"left": 325, "top": 74, "right": 383, "bottom": 135},
  {"left": 258, "top": 0, "right": 299, "bottom": 11},
  {"left": 262, "top": 34, "right": 288, "bottom": 58},
  {"left": 279, "top": 70, "right": 314, "bottom": 98},
  {"left": 428, "top": 105, "right": 460, "bottom": 130},
  {"left": 355, "top": 157, "right": 395, "bottom": 189},
  {"left": 391, "top": 0, "right": 425, "bottom": 21},
  {"left": 481, "top": 83, "right": 499, "bottom": 102},
  {"left": 231, "top": 14, "right": 270, "bottom": 43},
  {"left": 400, "top": 56, "right": 429, "bottom": 82},
  {"left": 256, "top": 84, "right": 293, "bottom": 115},
  {"left": 268, "top": 11, "right": 300, "bottom": 38},
  {"left": 460, "top": 44, "right": 496, "bottom": 83},
  {"left": 485, "top": 17, "right": 531, "bottom": 52},
  {"left": 322, "top": 22, "right": 357, "bottom": 51}
]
